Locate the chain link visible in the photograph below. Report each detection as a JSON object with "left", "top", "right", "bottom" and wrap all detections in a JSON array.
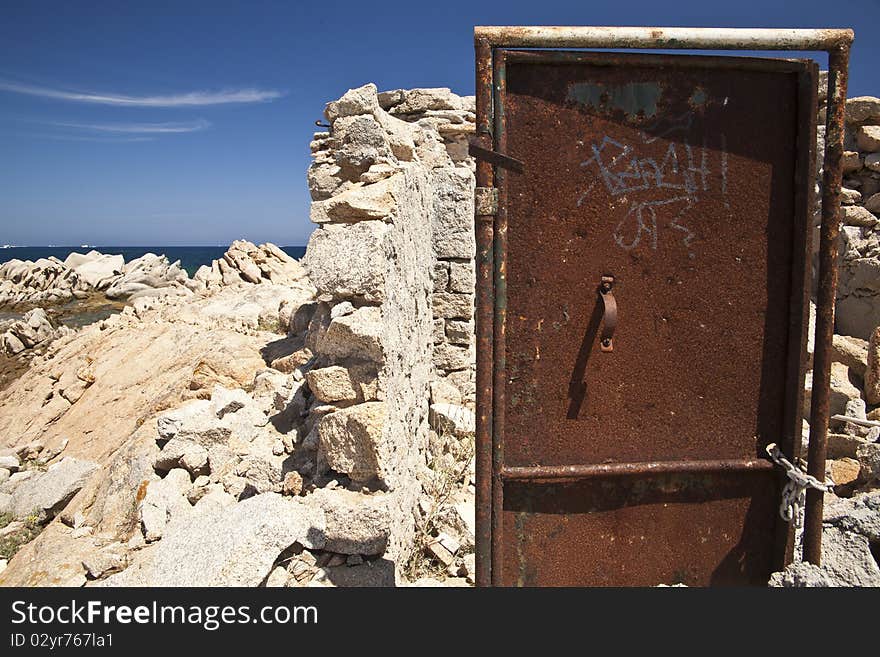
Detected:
[{"left": 765, "top": 443, "right": 834, "bottom": 525}]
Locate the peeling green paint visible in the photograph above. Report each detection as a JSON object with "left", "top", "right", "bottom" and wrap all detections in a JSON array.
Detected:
[{"left": 567, "top": 81, "right": 662, "bottom": 118}]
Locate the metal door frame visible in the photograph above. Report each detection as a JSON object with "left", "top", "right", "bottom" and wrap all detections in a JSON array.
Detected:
[{"left": 473, "top": 26, "right": 854, "bottom": 586}]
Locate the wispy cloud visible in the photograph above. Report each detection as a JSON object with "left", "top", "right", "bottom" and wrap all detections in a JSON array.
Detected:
[
  {"left": 18, "top": 133, "right": 155, "bottom": 143},
  {"left": 49, "top": 119, "right": 211, "bottom": 134},
  {"left": 0, "top": 81, "right": 284, "bottom": 107}
]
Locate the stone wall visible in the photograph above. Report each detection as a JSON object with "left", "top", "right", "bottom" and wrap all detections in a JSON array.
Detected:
[
  {"left": 301, "top": 84, "right": 476, "bottom": 575},
  {"left": 816, "top": 76, "right": 880, "bottom": 340}
]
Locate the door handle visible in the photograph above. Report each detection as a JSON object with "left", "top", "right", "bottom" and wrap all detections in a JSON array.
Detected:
[{"left": 598, "top": 275, "right": 616, "bottom": 352}]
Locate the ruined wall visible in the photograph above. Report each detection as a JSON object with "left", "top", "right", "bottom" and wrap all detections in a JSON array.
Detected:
[
  {"left": 301, "top": 84, "right": 476, "bottom": 572},
  {"left": 816, "top": 75, "right": 880, "bottom": 340}
]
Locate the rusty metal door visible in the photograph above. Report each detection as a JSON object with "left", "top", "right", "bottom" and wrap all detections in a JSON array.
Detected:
[{"left": 483, "top": 51, "right": 816, "bottom": 586}]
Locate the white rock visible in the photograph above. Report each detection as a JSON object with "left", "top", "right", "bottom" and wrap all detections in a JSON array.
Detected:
[
  {"left": 430, "top": 403, "right": 476, "bottom": 437},
  {"left": 105, "top": 493, "right": 326, "bottom": 587},
  {"left": 317, "top": 402, "right": 388, "bottom": 483},
  {"left": 10, "top": 456, "right": 98, "bottom": 520}
]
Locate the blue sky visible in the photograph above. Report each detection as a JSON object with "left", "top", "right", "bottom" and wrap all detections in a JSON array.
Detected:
[{"left": 1, "top": 1, "right": 878, "bottom": 246}]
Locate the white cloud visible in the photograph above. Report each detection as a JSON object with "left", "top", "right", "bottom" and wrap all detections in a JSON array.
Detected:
[
  {"left": 50, "top": 119, "right": 211, "bottom": 133},
  {"left": 22, "top": 133, "right": 155, "bottom": 142},
  {"left": 0, "top": 81, "right": 284, "bottom": 106}
]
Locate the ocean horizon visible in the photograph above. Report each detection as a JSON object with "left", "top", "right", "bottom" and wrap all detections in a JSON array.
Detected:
[{"left": 0, "top": 245, "right": 307, "bottom": 277}]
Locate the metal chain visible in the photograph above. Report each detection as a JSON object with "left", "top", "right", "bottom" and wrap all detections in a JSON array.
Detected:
[{"left": 765, "top": 443, "right": 834, "bottom": 525}]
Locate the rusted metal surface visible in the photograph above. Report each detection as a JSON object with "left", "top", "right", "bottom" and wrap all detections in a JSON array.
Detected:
[
  {"left": 474, "top": 26, "right": 853, "bottom": 50},
  {"left": 501, "top": 458, "right": 774, "bottom": 481},
  {"left": 804, "top": 44, "right": 851, "bottom": 566},
  {"left": 473, "top": 35, "right": 494, "bottom": 588},
  {"left": 473, "top": 25, "right": 850, "bottom": 586},
  {"left": 491, "top": 47, "right": 508, "bottom": 587},
  {"left": 468, "top": 142, "right": 525, "bottom": 173},
  {"left": 502, "top": 471, "right": 779, "bottom": 586},
  {"left": 480, "top": 47, "right": 815, "bottom": 587}
]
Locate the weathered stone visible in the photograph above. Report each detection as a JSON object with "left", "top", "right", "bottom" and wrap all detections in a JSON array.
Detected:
[
  {"left": 831, "top": 333, "right": 868, "bottom": 377},
  {"left": 307, "top": 488, "right": 390, "bottom": 555},
  {"left": 445, "top": 319, "right": 473, "bottom": 345},
  {"left": 304, "top": 221, "right": 391, "bottom": 303},
  {"left": 318, "top": 402, "right": 387, "bottom": 483},
  {"left": 448, "top": 260, "right": 475, "bottom": 294},
  {"left": 332, "top": 114, "right": 392, "bottom": 169},
  {"left": 845, "top": 96, "right": 880, "bottom": 124},
  {"left": 867, "top": 326, "right": 880, "bottom": 404},
  {"left": 153, "top": 438, "right": 209, "bottom": 476},
  {"left": 433, "top": 261, "right": 449, "bottom": 291},
  {"left": 265, "top": 565, "right": 289, "bottom": 587},
  {"left": 138, "top": 468, "right": 192, "bottom": 542},
  {"left": 430, "top": 403, "right": 475, "bottom": 438},
  {"left": 842, "top": 151, "right": 863, "bottom": 173},
  {"left": 390, "top": 88, "right": 462, "bottom": 114},
  {"left": 105, "top": 493, "right": 326, "bottom": 587},
  {"left": 803, "top": 362, "right": 862, "bottom": 419},
  {"left": 426, "top": 539, "right": 455, "bottom": 567},
  {"left": 865, "top": 192, "right": 880, "bottom": 214},
  {"left": 856, "top": 442, "right": 880, "bottom": 484},
  {"left": 827, "top": 433, "right": 871, "bottom": 460},
  {"left": 82, "top": 546, "right": 127, "bottom": 579},
  {"left": 282, "top": 471, "right": 303, "bottom": 497},
  {"left": 824, "top": 490, "right": 880, "bottom": 541},
  {"left": 318, "top": 306, "right": 384, "bottom": 362},
  {"left": 829, "top": 458, "right": 861, "bottom": 492},
  {"left": 0, "top": 455, "right": 20, "bottom": 472},
  {"left": 10, "top": 457, "right": 98, "bottom": 520},
  {"left": 433, "top": 343, "right": 473, "bottom": 372},
  {"left": 866, "top": 153, "right": 880, "bottom": 172},
  {"left": 234, "top": 455, "right": 281, "bottom": 494},
  {"left": 431, "top": 168, "right": 475, "bottom": 259},
  {"left": 840, "top": 187, "right": 862, "bottom": 204},
  {"left": 430, "top": 379, "right": 462, "bottom": 406},
  {"left": 842, "top": 205, "right": 879, "bottom": 227},
  {"left": 310, "top": 176, "right": 399, "bottom": 224},
  {"left": 211, "top": 386, "right": 252, "bottom": 419},
  {"left": 306, "top": 366, "right": 359, "bottom": 402},
  {"left": 325, "top": 83, "right": 382, "bottom": 123},
  {"left": 432, "top": 292, "right": 473, "bottom": 319},
  {"left": 856, "top": 125, "right": 880, "bottom": 152}
]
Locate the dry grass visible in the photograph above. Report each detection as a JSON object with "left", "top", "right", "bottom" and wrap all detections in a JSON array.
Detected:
[{"left": 401, "top": 427, "right": 474, "bottom": 582}]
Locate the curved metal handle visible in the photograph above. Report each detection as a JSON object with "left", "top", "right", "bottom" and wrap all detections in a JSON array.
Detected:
[{"left": 598, "top": 275, "right": 617, "bottom": 352}]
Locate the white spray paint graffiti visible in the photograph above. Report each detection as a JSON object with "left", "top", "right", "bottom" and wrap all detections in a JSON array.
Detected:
[{"left": 576, "top": 111, "right": 729, "bottom": 255}]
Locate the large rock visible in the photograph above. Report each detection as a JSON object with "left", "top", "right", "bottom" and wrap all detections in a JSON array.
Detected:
[
  {"left": 317, "top": 305, "right": 384, "bottom": 362},
  {"left": 803, "top": 362, "right": 863, "bottom": 420},
  {"left": 10, "top": 457, "right": 98, "bottom": 520},
  {"left": 0, "top": 308, "right": 63, "bottom": 355},
  {"left": 310, "top": 177, "right": 399, "bottom": 224},
  {"left": 317, "top": 402, "right": 388, "bottom": 483},
  {"left": 307, "top": 488, "right": 390, "bottom": 555},
  {"left": 304, "top": 221, "right": 391, "bottom": 303},
  {"left": 105, "top": 493, "right": 325, "bottom": 586},
  {"left": 856, "top": 125, "right": 880, "bottom": 152},
  {"left": 845, "top": 96, "right": 880, "bottom": 124},
  {"left": 0, "top": 258, "right": 79, "bottom": 306},
  {"left": 64, "top": 251, "right": 124, "bottom": 290},
  {"left": 104, "top": 253, "right": 189, "bottom": 300}
]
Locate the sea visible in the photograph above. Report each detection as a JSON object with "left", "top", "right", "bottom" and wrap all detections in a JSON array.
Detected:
[{"left": 0, "top": 245, "right": 307, "bottom": 277}]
